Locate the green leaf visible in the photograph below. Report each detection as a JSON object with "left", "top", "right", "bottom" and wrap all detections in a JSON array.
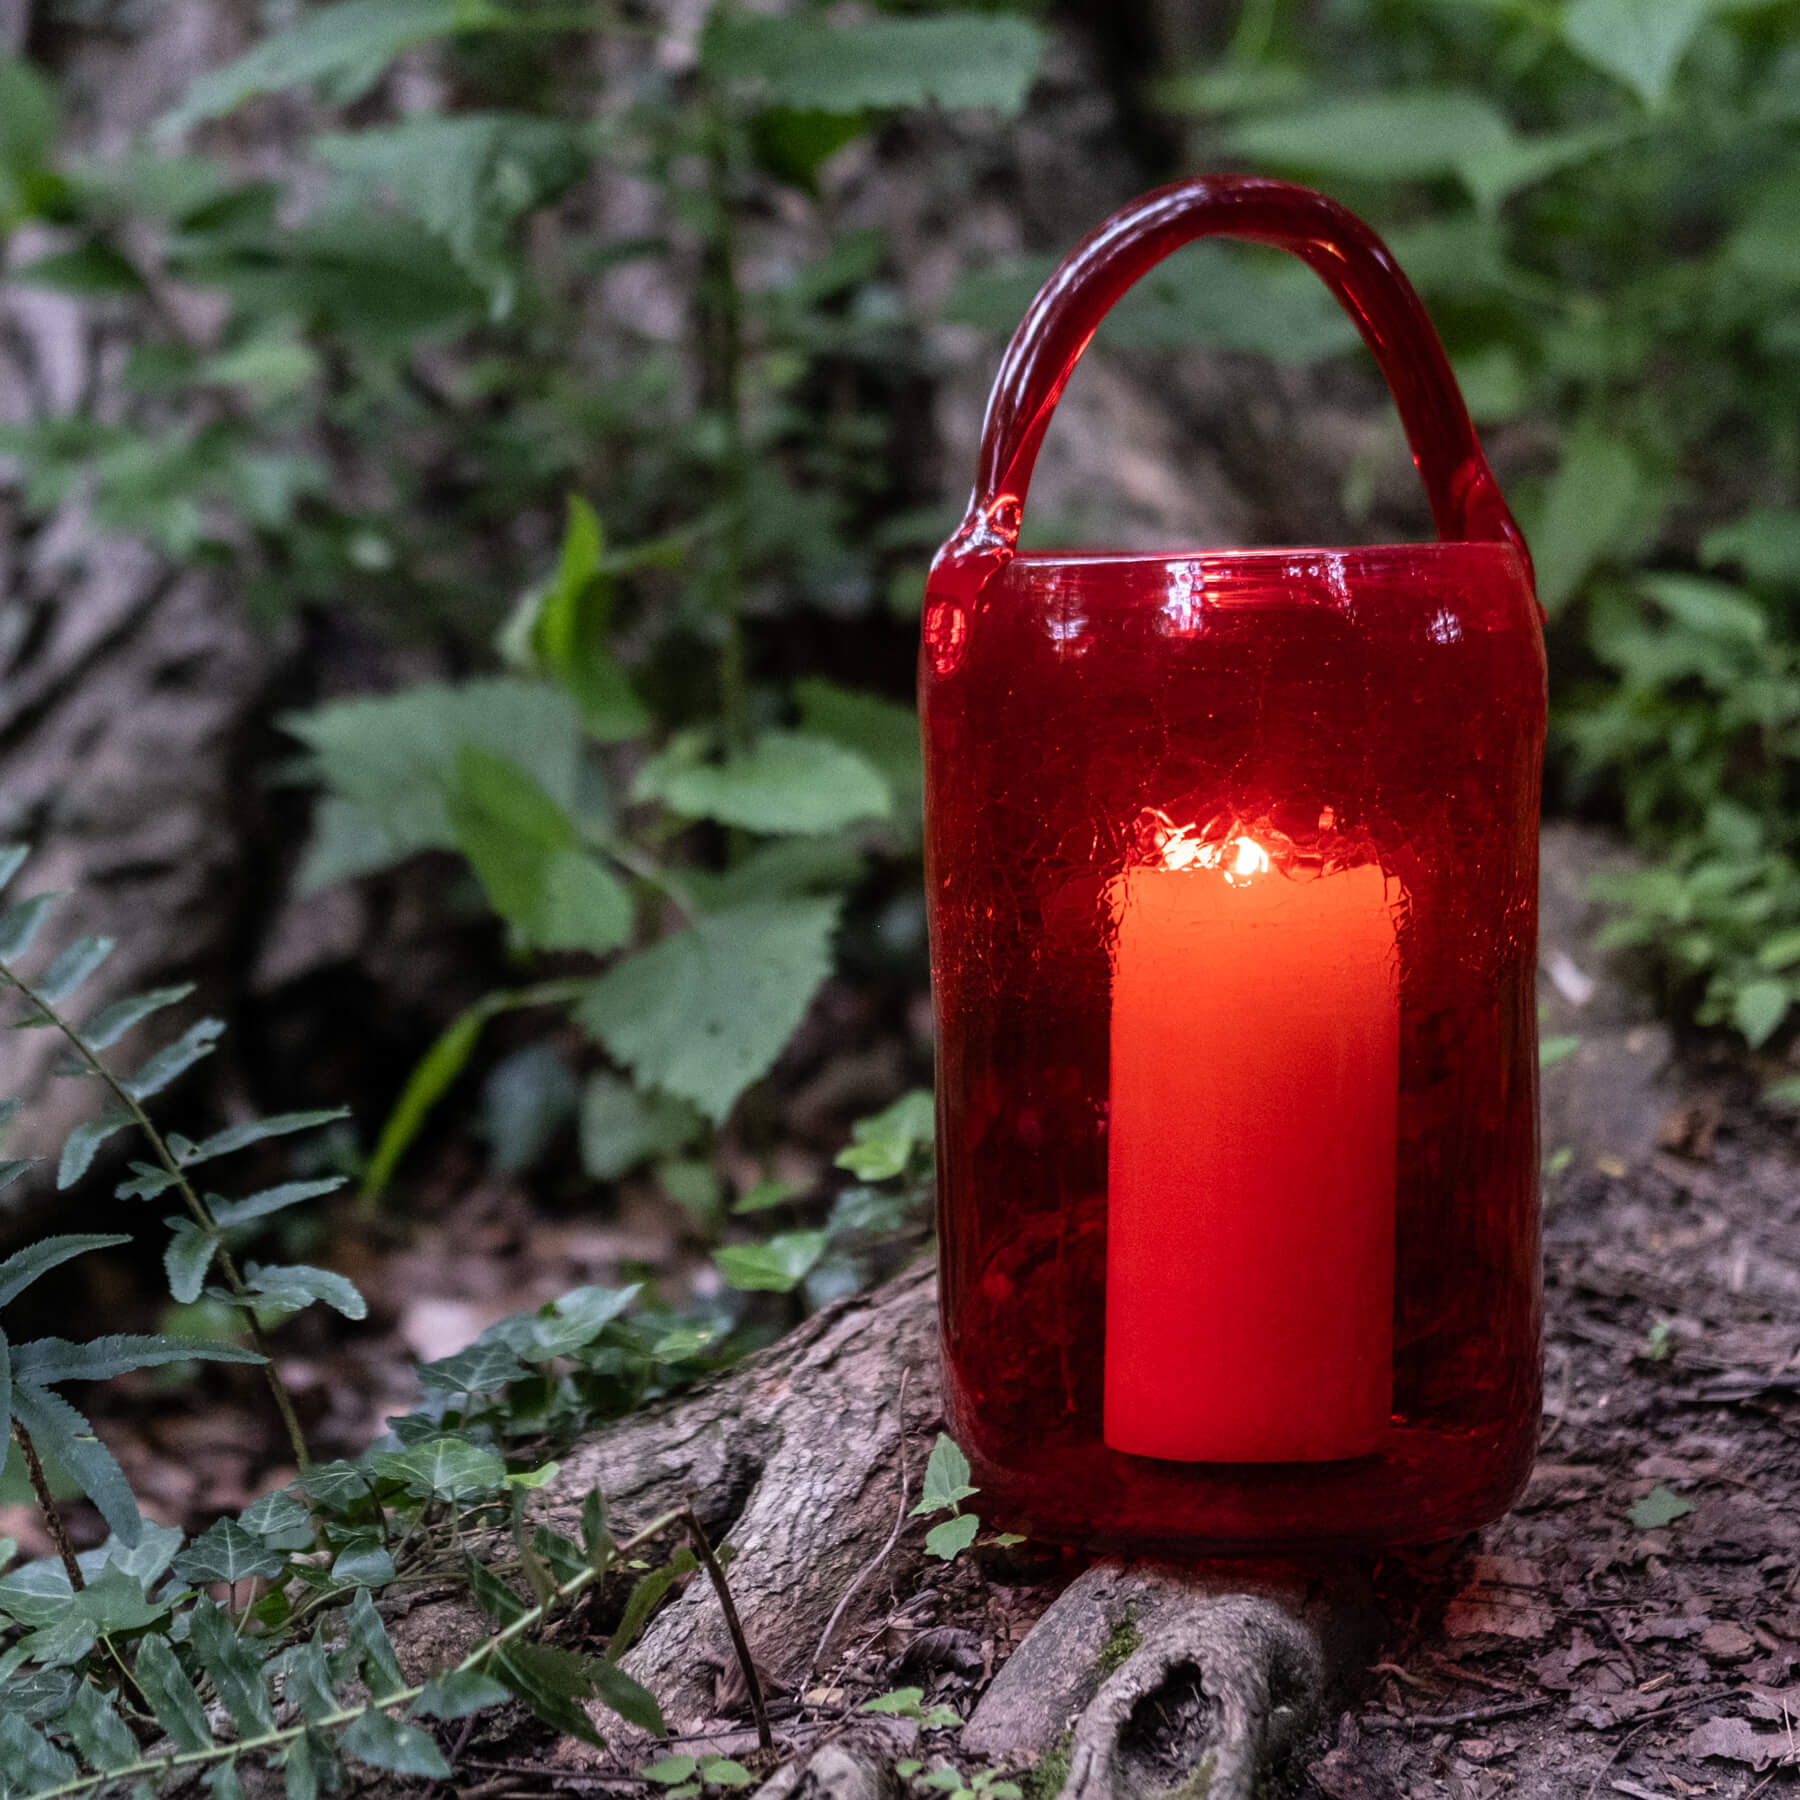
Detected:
[
  {"left": 589, "top": 1655, "right": 668, "bottom": 1736},
  {"left": 341, "top": 1708, "right": 452, "bottom": 1779},
  {"left": 0, "top": 892, "right": 61, "bottom": 962},
  {"left": 1733, "top": 979, "right": 1790, "bottom": 1047},
  {"left": 635, "top": 732, "right": 890, "bottom": 835},
  {"left": 11, "top": 1334, "right": 261, "bottom": 1384},
  {"left": 360, "top": 1000, "right": 487, "bottom": 1203},
  {"left": 520, "top": 1283, "right": 639, "bottom": 1360},
  {"left": 34, "top": 936, "right": 114, "bottom": 1006},
  {"left": 1628, "top": 1484, "right": 1695, "bottom": 1529},
  {"left": 607, "top": 1549, "right": 697, "bottom": 1660},
  {"left": 286, "top": 678, "right": 583, "bottom": 891},
  {"left": 241, "top": 1488, "right": 312, "bottom": 1541},
  {"left": 80, "top": 983, "right": 196, "bottom": 1050},
  {"left": 275, "top": 1641, "right": 340, "bottom": 1724},
  {"left": 122, "top": 1016, "right": 225, "bottom": 1101},
  {"left": 182, "top": 1109, "right": 351, "bottom": 1165},
  {"left": 1226, "top": 89, "right": 1512, "bottom": 181},
  {"left": 924, "top": 1514, "right": 981, "bottom": 1559},
  {"left": 15, "top": 242, "right": 146, "bottom": 297},
  {"left": 164, "top": 1221, "right": 218, "bottom": 1305},
  {"left": 207, "top": 1758, "right": 247, "bottom": 1800},
  {"left": 483, "top": 1043, "right": 578, "bottom": 1173},
  {"left": 57, "top": 1110, "right": 133, "bottom": 1189},
  {"left": 243, "top": 1261, "right": 368, "bottom": 1320},
  {"left": 447, "top": 745, "right": 632, "bottom": 954},
  {"left": 1528, "top": 430, "right": 1644, "bottom": 613},
  {"left": 61, "top": 1678, "right": 140, "bottom": 1773},
  {"left": 210, "top": 1177, "right": 346, "bottom": 1231},
  {"left": 1563, "top": 0, "right": 1716, "bottom": 106},
  {"left": 0, "top": 1160, "right": 30, "bottom": 1196},
  {"left": 578, "top": 1075, "right": 702, "bottom": 1181},
  {"left": 702, "top": 12, "right": 1045, "bottom": 115},
  {"left": 413, "top": 1668, "right": 510, "bottom": 1720},
  {"left": 645, "top": 1756, "right": 701, "bottom": 1785},
  {"left": 374, "top": 1438, "right": 507, "bottom": 1503},
  {"left": 1639, "top": 574, "right": 1768, "bottom": 645},
  {"left": 188, "top": 1596, "right": 277, "bottom": 1734},
  {"left": 750, "top": 108, "right": 870, "bottom": 193},
  {"left": 465, "top": 1554, "right": 530, "bottom": 1627},
  {"left": 299, "top": 1458, "right": 377, "bottom": 1514},
  {"left": 914, "top": 1435, "right": 978, "bottom": 1516},
  {"left": 701, "top": 1759, "right": 754, "bottom": 1788},
  {"left": 575, "top": 898, "right": 842, "bottom": 1124},
  {"left": 1700, "top": 509, "right": 1800, "bottom": 590},
  {"left": 713, "top": 1230, "right": 828, "bottom": 1294},
  {"left": 863, "top": 1688, "right": 926, "bottom": 1716},
  {"left": 0, "top": 847, "right": 27, "bottom": 894},
  {"left": 1452, "top": 123, "right": 1628, "bottom": 213},
  {"left": 581, "top": 1488, "right": 609, "bottom": 1564},
  {"left": 1538, "top": 1034, "right": 1581, "bottom": 1070},
  {"left": 417, "top": 1339, "right": 530, "bottom": 1398},
  {"left": 127, "top": 1632, "right": 215, "bottom": 1752},
  {"left": 160, "top": 0, "right": 522, "bottom": 133},
  {"left": 836, "top": 1090, "right": 935, "bottom": 1181},
  {"left": 0, "top": 1714, "right": 77, "bottom": 1792},
  {"left": 794, "top": 679, "right": 923, "bottom": 828},
  {"left": 174, "top": 1518, "right": 286, "bottom": 1586},
  {"left": 346, "top": 1586, "right": 407, "bottom": 1698},
  {"left": 0, "top": 1234, "right": 132, "bottom": 1309},
  {"left": 13, "top": 1383, "right": 143, "bottom": 1543}
]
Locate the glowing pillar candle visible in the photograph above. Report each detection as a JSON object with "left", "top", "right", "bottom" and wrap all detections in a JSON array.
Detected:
[{"left": 1103, "top": 837, "right": 1401, "bottom": 1463}]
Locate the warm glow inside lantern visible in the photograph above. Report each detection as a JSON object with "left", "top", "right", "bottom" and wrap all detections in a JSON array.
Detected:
[{"left": 921, "top": 177, "right": 1547, "bottom": 1552}]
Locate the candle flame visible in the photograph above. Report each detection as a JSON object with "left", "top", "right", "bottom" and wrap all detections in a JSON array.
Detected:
[
  {"left": 1228, "top": 837, "right": 1271, "bottom": 881},
  {"left": 1155, "top": 831, "right": 1272, "bottom": 882}
]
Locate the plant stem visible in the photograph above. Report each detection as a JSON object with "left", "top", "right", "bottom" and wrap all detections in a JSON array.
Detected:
[
  {"left": 681, "top": 1501, "right": 771, "bottom": 1752},
  {"left": 13, "top": 1418, "right": 84, "bottom": 1591},
  {"left": 18, "top": 1505, "right": 691, "bottom": 1800},
  {"left": 0, "top": 962, "right": 314, "bottom": 1472}
]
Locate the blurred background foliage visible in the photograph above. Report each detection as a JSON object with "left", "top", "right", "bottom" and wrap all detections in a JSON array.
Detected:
[{"left": 1, "top": 0, "right": 1798, "bottom": 1290}]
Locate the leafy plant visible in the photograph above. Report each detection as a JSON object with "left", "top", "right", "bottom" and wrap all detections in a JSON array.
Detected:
[{"left": 909, "top": 1433, "right": 1021, "bottom": 1562}]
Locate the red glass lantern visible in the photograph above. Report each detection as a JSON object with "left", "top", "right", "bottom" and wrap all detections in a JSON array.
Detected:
[{"left": 921, "top": 177, "right": 1545, "bottom": 1552}]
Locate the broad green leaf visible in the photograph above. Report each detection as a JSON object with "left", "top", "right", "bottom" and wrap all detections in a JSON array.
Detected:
[
  {"left": 80, "top": 983, "right": 195, "bottom": 1050},
  {"left": 12, "top": 1384, "right": 142, "bottom": 1545},
  {"left": 418, "top": 1339, "right": 530, "bottom": 1398},
  {"left": 1528, "top": 431, "right": 1644, "bottom": 613},
  {"left": 712, "top": 1230, "right": 827, "bottom": 1294},
  {"left": 862, "top": 1688, "right": 926, "bottom": 1715},
  {"left": 122, "top": 1016, "right": 225, "bottom": 1101},
  {"left": 0, "top": 1715, "right": 77, "bottom": 1792},
  {"left": 1563, "top": 0, "right": 1716, "bottom": 106},
  {"left": 1639, "top": 575, "right": 1768, "bottom": 645},
  {"left": 207, "top": 1758, "right": 247, "bottom": 1800},
  {"left": 286, "top": 678, "right": 583, "bottom": 891},
  {"left": 57, "top": 1110, "right": 133, "bottom": 1189},
  {"left": 11, "top": 1334, "right": 261, "bottom": 1384},
  {"left": 483, "top": 1043, "right": 578, "bottom": 1173},
  {"left": 300, "top": 1459, "right": 376, "bottom": 1513},
  {"left": 521, "top": 1283, "right": 639, "bottom": 1360},
  {"left": 464, "top": 1554, "right": 530, "bottom": 1627},
  {"left": 1627, "top": 1484, "right": 1694, "bottom": 1529},
  {"left": 1539, "top": 1034, "right": 1581, "bottom": 1069},
  {"left": 607, "top": 1550, "right": 696, "bottom": 1661},
  {"left": 914, "top": 1434, "right": 978, "bottom": 1515},
  {"left": 240, "top": 1488, "right": 312, "bottom": 1541},
  {"left": 1226, "top": 90, "right": 1512, "bottom": 181},
  {"left": 636, "top": 731, "right": 890, "bottom": 836},
  {"left": 682, "top": 835, "right": 867, "bottom": 912},
  {"left": 645, "top": 1756, "right": 701, "bottom": 1785},
  {"left": 1453, "top": 124, "right": 1628, "bottom": 212},
  {"left": 131, "top": 1641, "right": 211, "bottom": 1749},
  {"left": 795, "top": 679, "right": 923, "bottom": 827},
  {"left": 490, "top": 1642, "right": 608, "bottom": 1748},
  {"left": 173, "top": 1518, "right": 286, "bottom": 1587},
  {"left": 1757, "top": 928, "right": 1800, "bottom": 971},
  {"left": 182, "top": 1109, "right": 351, "bottom": 1165},
  {"left": 836, "top": 1089, "right": 935, "bottom": 1181},
  {"left": 160, "top": 0, "right": 521, "bottom": 133},
  {"left": 578, "top": 1074, "right": 703, "bottom": 1180},
  {"left": 413, "top": 1668, "right": 509, "bottom": 1720},
  {"left": 0, "top": 848, "right": 26, "bottom": 894},
  {"left": 15, "top": 242, "right": 145, "bottom": 296},
  {"left": 701, "top": 1759, "right": 755, "bottom": 1788},
  {"left": 750, "top": 107, "right": 871, "bottom": 193},
  {"left": 589, "top": 1655, "right": 668, "bottom": 1736},
  {"left": 243, "top": 1261, "right": 368, "bottom": 1320},
  {"left": 272, "top": 1643, "right": 338, "bottom": 1723},
  {"left": 0, "top": 892, "right": 60, "bottom": 962},
  {"left": 924, "top": 1514, "right": 980, "bottom": 1559},
  {"left": 165, "top": 1221, "right": 218, "bottom": 1304},
  {"left": 1734, "top": 978, "right": 1790, "bottom": 1047},
  {"left": 702, "top": 12, "right": 1045, "bottom": 116},
  {"left": 211, "top": 1177, "right": 347, "bottom": 1231},
  {"left": 447, "top": 745, "right": 632, "bottom": 954},
  {"left": 340, "top": 1708, "right": 452, "bottom": 1779},
  {"left": 61, "top": 1679, "right": 139, "bottom": 1773},
  {"left": 575, "top": 898, "right": 842, "bottom": 1123},
  {"left": 1728, "top": 180, "right": 1800, "bottom": 285},
  {"left": 1701, "top": 509, "right": 1800, "bottom": 589},
  {"left": 34, "top": 936, "right": 114, "bottom": 1006},
  {"left": 374, "top": 1438, "right": 507, "bottom": 1502},
  {"left": 0, "top": 1234, "right": 131, "bottom": 1308}
]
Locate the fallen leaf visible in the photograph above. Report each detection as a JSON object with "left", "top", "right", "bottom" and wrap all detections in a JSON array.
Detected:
[
  {"left": 1699, "top": 1622, "right": 1755, "bottom": 1660},
  {"left": 1685, "top": 1716, "right": 1793, "bottom": 1769}
]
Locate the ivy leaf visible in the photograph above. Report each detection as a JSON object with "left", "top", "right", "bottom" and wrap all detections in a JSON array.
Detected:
[
  {"left": 1563, "top": 0, "right": 1715, "bottom": 107},
  {"left": 79, "top": 983, "right": 195, "bottom": 1050},
  {"left": 412, "top": 1668, "right": 509, "bottom": 1720},
  {"left": 181, "top": 1109, "right": 351, "bottom": 1165},
  {"left": 913, "top": 1435, "right": 978, "bottom": 1516},
  {"left": 122, "top": 1016, "right": 226, "bottom": 1102},
  {"left": 240, "top": 1488, "right": 312, "bottom": 1541},
  {"left": 340, "top": 1708, "right": 452, "bottom": 1779},
  {"left": 417, "top": 1339, "right": 530, "bottom": 1399},
  {"left": 923, "top": 1513, "right": 980, "bottom": 1560},
  {"left": 634, "top": 732, "right": 890, "bottom": 836},
  {"left": 700, "top": 1759, "right": 754, "bottom": 1788},
  {"left": 34, "top": 937, "right": 115, "bottom": 1006},
  {"left": 57, "top": 1110, "right": 133, "bottom": 1189},
  {"left": 575, "top": 898, "right": 841, "bottom": 1124},
  {"left": 298, "top": 1459, "right": 377, "bottom": 1514},
  {"left": 520, "top": 1284, "right": 639, "bottom": 1361},
  {"left": 242, "top": 1261, "right": 368, "bottom": 1320},
  {"left": 173, "top": 1518, "right": 286, "bottom": 1587},
  {"left": 374, "top": 1438, "right": 507, "bottom": 1502},
  {"left": 713, "top": 1231, "right": 828, "bottom": 1294},
  {"left": 701, "top": 12, "right": 1044, "bottom": 115},
  {"left": 0, "top": 1234, "right": 132, "bottom": 1308},
  {"left": 1628, "top": 1485, "right": 1695, "bottom": 1530},
  {"left": 835, "top": 1089, "right": 935, "bottom": 1181},
  {"left": 447, "top": 745, "right": 632, "bottom": 955}
]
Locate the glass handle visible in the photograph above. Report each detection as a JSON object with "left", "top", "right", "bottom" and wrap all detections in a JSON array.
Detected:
[{"left": 934, "top": 175, "right": 1530, "bottom": 599}]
